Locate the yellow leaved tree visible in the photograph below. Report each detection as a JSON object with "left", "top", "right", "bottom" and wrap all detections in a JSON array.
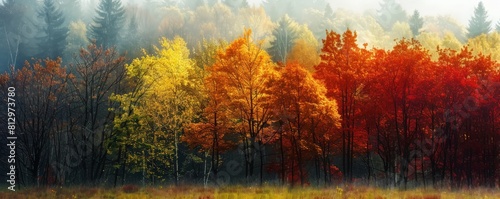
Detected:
[{"left": 111, "top": 37, "right": 199, "bottom": 185}]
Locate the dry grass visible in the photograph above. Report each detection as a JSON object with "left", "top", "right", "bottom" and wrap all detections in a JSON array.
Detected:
[{"left": 0, "top": 185, "right": 498, "bottom": 199}]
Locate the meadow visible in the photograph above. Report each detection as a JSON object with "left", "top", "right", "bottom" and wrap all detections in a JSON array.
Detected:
[{"left": 1, "top": 185, "right": 499, "bottom": 199}]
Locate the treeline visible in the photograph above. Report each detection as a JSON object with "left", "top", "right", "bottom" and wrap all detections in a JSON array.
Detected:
[
  {"left": 0, "top": 0, "right": 499, "bottom": 190},
  {"left": 3, "top": 0, "right": 500, "bottom": 72}
]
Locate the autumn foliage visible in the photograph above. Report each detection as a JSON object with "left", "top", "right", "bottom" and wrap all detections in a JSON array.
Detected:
[{"left": 1, "top": 27, "right": 498, "bottom": 189}]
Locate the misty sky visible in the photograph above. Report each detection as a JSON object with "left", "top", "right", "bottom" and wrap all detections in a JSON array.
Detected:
[{"left": 84, "top": 0, "right": 500, "bottom": 28}]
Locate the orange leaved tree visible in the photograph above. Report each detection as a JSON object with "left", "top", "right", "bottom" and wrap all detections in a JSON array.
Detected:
[{"left": 207, "top": 29, "right": 277, "bottom": 184}]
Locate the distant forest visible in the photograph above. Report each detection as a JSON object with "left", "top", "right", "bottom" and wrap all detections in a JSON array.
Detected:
[{"left": 0, "top": 0, "right": 499, "bottom": 189}]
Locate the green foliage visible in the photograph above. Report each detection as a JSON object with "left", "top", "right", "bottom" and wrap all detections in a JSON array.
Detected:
[
  {"left": 89, "top": 0, "right": 125, "bottom": 49},
  {"left": 37, "top": 0, "right": 69, "bottom": 59},
  {"left": 467, "top": 1, "right": 491, "bottom": 39},
  {"left": 409, "top": 10, "right": 423, "bottom": 37},
  {"left": 268, "top": 15, "right": 298, "bottom": 64}
]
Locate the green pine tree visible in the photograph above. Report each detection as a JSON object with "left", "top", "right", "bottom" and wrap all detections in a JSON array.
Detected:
[
  {"left": 409, "top": 10, "right": 423, "bottom": 37},
  {"left": 89, "top": 0, "right": 125, "bottom": 49},
  {"left": 496, "top": 21, "right": 500, "bottom": 32},
  {"left": 37, "top": 0, "right": 69, "bottom": 59},
  {"left": 268, "top": 15, "right": 298, "bottom": 64},
  {"left": 467, "top": 1, "right": 491, "bottom": 39}
]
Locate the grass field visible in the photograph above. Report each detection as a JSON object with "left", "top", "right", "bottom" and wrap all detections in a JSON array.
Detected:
[{"left": 0, "top": 185, "right": 498, "bottom": 199}]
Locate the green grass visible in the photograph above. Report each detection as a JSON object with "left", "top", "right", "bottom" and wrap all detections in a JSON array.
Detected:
[{"left": 0, "top": 185, "right": 498, "bottom": 199}]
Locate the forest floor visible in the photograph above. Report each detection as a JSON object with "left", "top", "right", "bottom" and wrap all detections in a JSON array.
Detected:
[{"left": 0, "top": 185, "right": 499, "bottom": 199}]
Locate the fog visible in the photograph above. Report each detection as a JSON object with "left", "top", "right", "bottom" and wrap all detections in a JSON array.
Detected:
[
  {"left": 79, "top": 0, "right": 500, "bottom": 28},
  {"left": 2, "top": 0, "right": 500, "bottom": 71}
]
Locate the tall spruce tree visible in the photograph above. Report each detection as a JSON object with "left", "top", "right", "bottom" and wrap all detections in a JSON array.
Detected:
[
  {"left": 496, "top": 21, "right": 500, "bottom": 32},
  {"left": 37, "top": 0, "right": 68, "bottom": 59},
  {"left": 89, "top": 0, "right": 125, "bottom": 49},
  {"left": 268, "top": 15, "right": 298, "bottom": 64},
  {"left": 467, "top": 1, "right": 491, "bottom": 39},
  {"left": 409, "top": 10, "right": 423, "bottom": 37}
]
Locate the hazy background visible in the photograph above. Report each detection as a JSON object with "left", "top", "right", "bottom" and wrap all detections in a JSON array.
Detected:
[{"left": 88, "top": 0, "right": 500, "bottom": 28}]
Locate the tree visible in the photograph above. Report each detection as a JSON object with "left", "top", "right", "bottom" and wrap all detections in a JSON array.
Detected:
[
  {"left": 238, "top": 6, "right": 274, "bottom": 43},
  {"left": 88, "top": 0, "right": 125, "bottom": 49},
  {"left": 467, "top": 32, "right": 500, "bottom": 61},
  {"left": 8, "top": 58, "right": 72, "bottom": 186},
  {"left": 390, "top": 21, "right": 413, "bottom": 40},
  {"left": 69, "top": 43, "right": 127, "bottom": 184},
  {"left": 374, "top": 38, "right": 432, "bottom": 188},
  {"left": 267, "top": 62, "right": 340, "bottom": 186},
  {"left": 37, "top": 0, "right": 69, "bottom": 60},
  {"left": 416, "top": 32, "right": 441, "bottom": 60},
  {"left": 424, "top": 16, "right": 467, "bottom": 43},
  {"left": 268, "top": 15, "right": 298, "bottom": 64},
  {"left": 210, "top": 29, "right": 277, "bottom": 184},
  {"left": 157, "top": 6, "right": 186, "bottom": 39},
  {"left": 189, "top": 2, "right": 238, "bottom": 42},
  {"left": 409, "top": 10, "right": 423, "bottom": 37},
  {"left": 441, "top": 32, "right": 462, "bottom": 52},
  {"left": 184, "top": 55, "right": 234, "bottom": 186},
  {"left": 112, "top": 37, "right": 198, "bottom": 185},
  {"left": 287, "top": 39, "right": 320, "bottom": 72},
  {"left": 376, "top": 0, "right": 407, "bottom": 31},
  {"left": 314, "top": 29, "right": 370, "bottom": 182},
  {"left": 467, "top": 1, "right": 491, "bottom": 39},
  {"left": 496, "top": 21, "right": 500, "bottom": 32}
]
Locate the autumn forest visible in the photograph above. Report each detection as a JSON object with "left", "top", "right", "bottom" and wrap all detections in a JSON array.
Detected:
[{"left": 0, "top": 0, "right": 499, "bottom": 192}]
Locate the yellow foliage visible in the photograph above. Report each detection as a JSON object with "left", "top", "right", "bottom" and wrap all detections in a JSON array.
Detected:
[
  {"left": 467, "top": 32, "right": 500, "bottom": 62},
  {"left": 111, "top": 36, "right": 199, "bottom": 180}
]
